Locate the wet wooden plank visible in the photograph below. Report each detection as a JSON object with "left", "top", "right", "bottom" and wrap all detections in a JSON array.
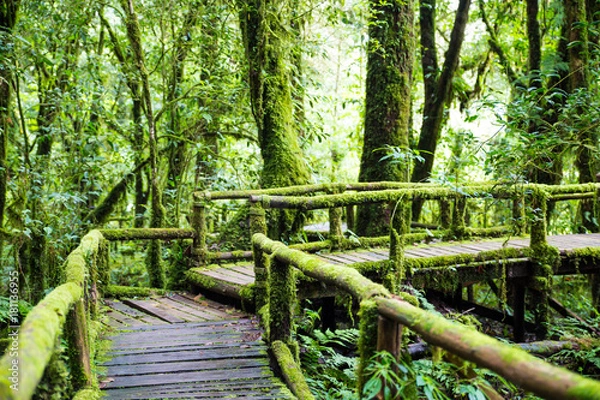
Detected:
[
  {"left": 105, "top": 299, "right": 167, "bottom": 325},
  {"left": 153, "top": 297, "right": 216, "bottom": 322},
  {"left": 109, "top": 323, "right": 260, "bottom": 344},
  {"left": 123, "top": 299, "right": 186, "bottom": 323},
  {"left": 111, "top": 318, "right": 255, "bottom": 332},
  {"left": 171, "top": 294, "right": 243, "bottom": 319},
  {"left": 317, "top": 253, "right": 356, "bottom": 264},
  {"left": 104, "top": 308, "right": 149, "bottom": 327},
  {"left": 199, "top": 268, "right": 254, "bottom": 285},
  {"left": 102, "top": 379, "right": 288, "bottom": 399},
  {"left": 227, "top": 264, "right": 256, "bottom": 277},
  {"left": 332, "top": 252, "right": 376, "bottom": 264},
  {"left": 107, "top": 337, "right": 264, "bottom": 356},
  {"left": 103, "top": 341, "right": 266, "bottom": 366},
  {"left": 107, "top": 355, "right": 270, "bottom": 376},
  {"left": 103, "top": 365, "right": 272, "bottom": 389},
  {"left": 315, "top": 254, "right": 344, "bottom": 264}
]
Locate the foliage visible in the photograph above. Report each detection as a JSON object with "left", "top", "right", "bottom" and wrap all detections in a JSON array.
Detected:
[
  {"left": 362, "top": 351, "right": 541, "bottom": 400},
  {"left": 297, "top": 307, "right": 359, "bottom": 399}
]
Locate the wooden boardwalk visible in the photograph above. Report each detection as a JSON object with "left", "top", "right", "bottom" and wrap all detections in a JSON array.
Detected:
[
  {"left": 99, "top": 293, "right": 292, "bottom": 399},
  {"left": 188, "top": 233, "right": 600, "bottom": 300}
]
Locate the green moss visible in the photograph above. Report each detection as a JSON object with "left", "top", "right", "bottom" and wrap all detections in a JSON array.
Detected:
[
  {"left": 271, "top": 340, "right": 315, "bottom": 400},
  {"left": 404, "top": 247, "right": 525, "bottom": 270},
  {"left": 269, "top": 257, "right": 295, "bottom": 344},
  {"left": 103, "top": 285, "right": 166, "bottom": 298},
  {"left": 357, "top": 299, "right": 379, "bottom": 394},
  {"left": 72, "top": 388, "right": 102, "bottom": 400},
  {"left": 99, "top": 228, "right": 196, "bottom": 240}
]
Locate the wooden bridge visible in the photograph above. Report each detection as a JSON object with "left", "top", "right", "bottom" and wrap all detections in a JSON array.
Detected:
[{"left": 1, "top": 182, "right": 600, "bottom": 399}]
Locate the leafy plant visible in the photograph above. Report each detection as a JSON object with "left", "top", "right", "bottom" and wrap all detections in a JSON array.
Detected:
[{"left": 297, "top": 307, "right": 359, "bottom": 399}]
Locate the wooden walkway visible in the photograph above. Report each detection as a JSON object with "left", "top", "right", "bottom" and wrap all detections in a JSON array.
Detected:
[
  {"left": 188, "top": 233, "right": 600, "bottom": 299},
  {"left": 99, "top": 293, "right": 292, "bottom": 399}
]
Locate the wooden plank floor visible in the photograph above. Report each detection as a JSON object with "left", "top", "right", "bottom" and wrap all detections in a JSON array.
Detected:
[
  {"left": 99, "top": 293, "right": 292, "bottom": 399},
  {"left": 188, "top": 233, "right": 600, "bottom": 299}
]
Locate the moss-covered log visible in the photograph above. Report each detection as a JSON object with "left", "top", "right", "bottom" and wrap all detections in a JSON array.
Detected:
[
  {"left": 100, "top": 228, "right": 196, "bottom": 241},
  {"left": 271, "top": 340, "right": 314, "bottom": 400},
  {"left": 103, "top": 285, "right": 166, "bottom": 299},
  {"left": 376, "top": 296, "right": 600, "bottom": 400},
  {"left": 0, "top": 230, "right": 105, "bottom": 399},
  {"left": 0, "top": 0, "right": 19, "bottom": 240}
]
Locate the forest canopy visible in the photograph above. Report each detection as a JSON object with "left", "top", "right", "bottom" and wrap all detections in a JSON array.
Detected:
[{"left": 0, "top": 0, "right": 598, "bottom": 300}]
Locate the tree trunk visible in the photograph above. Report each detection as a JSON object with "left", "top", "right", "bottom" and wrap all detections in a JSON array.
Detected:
[
  {"left": 411, "top": 0, "right": 471, "bottom": 220},
  {"left": 120, "top": 0, "right": 165, "bottom": 287},
  {"left": 356, "top": 0, "right": 415, "bottom": 236},
  {"left": 238, "top": 0, "right": 311, "bottom": 239},
  {"left": 527, "top": 0, "right": 572, "bottom": 188},
  {"left": 164, "top": 4, "right": 200, "bottom": 226},
  {"left": 566, "top": 0, "right": 596, "bottom": 228},
  {"left": 0, "top": 0, "right": 20, "bottom": 235}
]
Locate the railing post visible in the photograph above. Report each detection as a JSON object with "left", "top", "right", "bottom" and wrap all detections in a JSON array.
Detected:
[
  {"left": 327, "top": 187, "right": 344, "bottom": 250},
  {"left": 376, "top": 315, "right": 403, "bottom": 398},
  {"left": 192, "top": 193, "right": 208, "bottom": 265},
  {"left": 346, "top": 205, "right": 356, "bottom": 233},
  {"left": 269, "top": 256, "right": 295, "bottom": 347},
  {"left": 527, "top": 189, "right": 556, "bottom": 340},
  {"left": 389, "top": 196, "right": 410, "bottom": 290},
  {"left": 357, "top": 299, "right": 379, "bottom": 394},
  {"left": 377, "top": 315, "right": 403, "bottom": 358},
  {"left": 451, "top": 195, "right": 467, "bottom": 238},
  {"left": 513, "top": 193, "right": 525, "bottom": 235},
  {"left": 439, "top": 198, "right": 451, "bottom": 229},
  {"left": 250, "top": 200, "right": 269, "bottom": 313},
  {"left": 65, "top": 298, "right": 92, "bottom": 389}
]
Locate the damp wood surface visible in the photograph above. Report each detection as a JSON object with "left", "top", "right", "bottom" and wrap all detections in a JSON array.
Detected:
[{"left": 100, "top": 293, "right": 291, "bottom": 399}]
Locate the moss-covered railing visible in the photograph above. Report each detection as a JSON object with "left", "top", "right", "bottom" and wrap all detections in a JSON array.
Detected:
[
  {"left": 191, "top": 181, "right": 476, "bottom": 263},
  {"left": 192, "top": 182, "right": 600, "bottom": 262},
  {"left": 0, "top": 227, "right": 197, "bottom": 399},
  {"left": 251, "top": 233, "right": 600, "bottom": 400},
  {"left": 0, "top": 230, "right": 108, "bottom": 400}
]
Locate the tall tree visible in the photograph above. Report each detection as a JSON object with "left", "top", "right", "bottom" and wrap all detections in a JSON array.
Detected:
[
  {"left": 164, "top": 2, "right": 200, "bottom": 226},
  {"left": 356, "top": 0, "right": 415, "bottom": 236},
  {"left": 119, "top": 0, "right": 166, "bottom": 287},
  {"left": 100, "top": 12, "right": 149, "bottom": 228},
  {"left": 0, "top": 0, "right": 20, "bottom": 236},
  {"left": 411, "top": 0, "right": 471, "bottom": 220},
  {"left": 238, "top": 0, "right": 311, "bottom": 237}
]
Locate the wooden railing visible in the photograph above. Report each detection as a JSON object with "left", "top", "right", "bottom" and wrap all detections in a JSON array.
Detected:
[
  {"left": 0, "top": 228, "right": 196, "bottom": 400},
  {"left": 0, "top": 230, "right": 107, "bottom": 400},
  {"left": 191, "top": 182, "right": 600, "bottom": 261},
  {"left": 251, "top": 232, "right": 600, "bottom": 399}
]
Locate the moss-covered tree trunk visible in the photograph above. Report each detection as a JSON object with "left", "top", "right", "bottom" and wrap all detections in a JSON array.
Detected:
[
  {"left": 356, "top": 0, "right": 415, "bottom": 236},
  {"left": 525, "top": 0, "right": 568, "bottom": 188},
  {"left": 120, "top": 0, "right": 165, "bottom": 287},
  {"left": 411, "top": 0, "right": 471, "bottom": 221},
  {"left": 238, "top": 0, "right": 311, "bottom": 239},
  {"left": 565, "top": 0, "right": 600, "bottom": 310},
  {"left": 0, "top": 0, "right": 19, "bottom": 237}
]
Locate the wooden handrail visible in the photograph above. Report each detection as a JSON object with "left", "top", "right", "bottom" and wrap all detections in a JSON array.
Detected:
[
  {"left": 0, "top": 227, "right": 201, "bottom": 399},
  {"left": 0, "top": 230, "right": 107, "bottom": 400},
  {"left": 251, "top": 233, "right": 600, "bottom": 399}
]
